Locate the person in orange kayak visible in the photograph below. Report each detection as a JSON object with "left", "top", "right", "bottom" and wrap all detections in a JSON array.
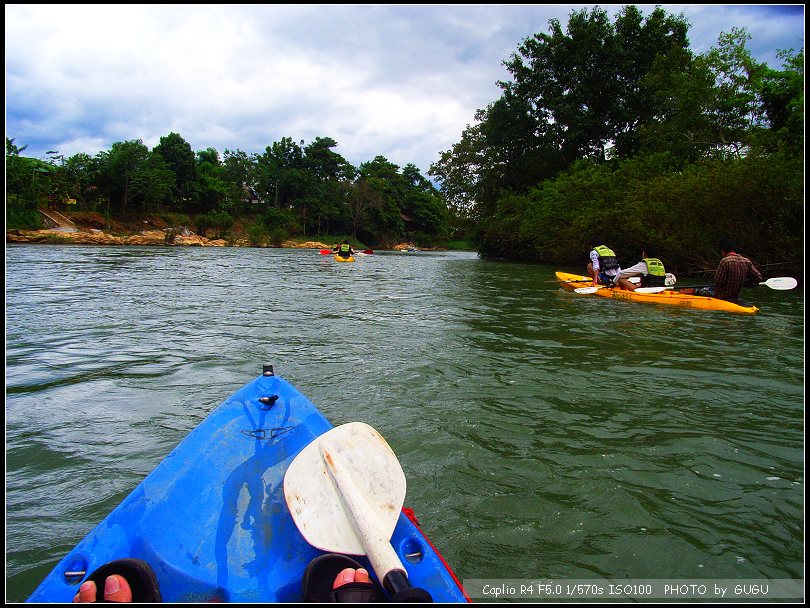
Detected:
[
  {"left": 618, "top": 246, "right": 667, "bottom": 291},
  {"left": 586, "top": 240, "right": 635, "bottom": 291},
  {"left": 679, "top": 238, "right": 763, "bottom": 301}
]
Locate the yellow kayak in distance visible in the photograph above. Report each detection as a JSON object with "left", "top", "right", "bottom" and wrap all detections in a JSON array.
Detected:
[
  {"left": 334, "top": 255, "right": 355, "bottom": 263},
  {"left": 555, "top": 271, "right": 759, "bottom": 314}
]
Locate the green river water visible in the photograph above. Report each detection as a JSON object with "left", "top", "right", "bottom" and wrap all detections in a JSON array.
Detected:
[{"left": 5, "top": 245, "right": 804, "bottom": 602}]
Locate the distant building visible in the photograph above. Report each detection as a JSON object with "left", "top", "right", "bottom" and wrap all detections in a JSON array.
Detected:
[{"left": 242, "top": 185, "right": 260, "bottom": 205}]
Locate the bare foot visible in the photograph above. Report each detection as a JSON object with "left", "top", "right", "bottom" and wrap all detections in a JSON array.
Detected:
[
  {"left": 73, "top": 574, "right": 133, "bottom": 603},
  {"left": 333, "top": 567, "right": 371, "bottom": 589}
]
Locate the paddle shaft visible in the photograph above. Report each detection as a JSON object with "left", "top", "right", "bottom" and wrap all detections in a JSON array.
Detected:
[
  {"left": 552, "top": 273, "right": 675, "bottom": 285},
  {"left": 321, "top": 445, "right": 410, "bottom": 595},
  {"left": 678, "top": 277, "right": 796, "bottom": 291},
  {"left": 575, "top": 285, "right": 667, "bottom": 294}
]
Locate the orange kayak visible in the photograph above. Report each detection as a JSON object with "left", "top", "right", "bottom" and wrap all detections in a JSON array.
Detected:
[{"left": 555, "top": 272, "right": 759, "bottom": 314}]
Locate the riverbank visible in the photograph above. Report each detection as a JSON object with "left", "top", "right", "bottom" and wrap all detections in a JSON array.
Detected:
[
  {"left": 5, "top": 227, "right": 450, "bottom": 252},
  {"left": 5, "top": 210, "right": 451, "bottom": 251},
  {"left": 5, "top": 227, "right": 335, "bottom": 249}
]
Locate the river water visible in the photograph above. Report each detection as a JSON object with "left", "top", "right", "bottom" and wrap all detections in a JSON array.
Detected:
[{"left": 5, "top": 245, "right": 804, "bottom": 602}]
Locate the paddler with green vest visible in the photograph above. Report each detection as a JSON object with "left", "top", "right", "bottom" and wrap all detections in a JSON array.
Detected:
[
  {"left": 335, "top": 239, "right": 355, "bottom": 260},
  {"left": 619, "top": 246, "right": 667, "bottom": 290},
  {"left": 586, "top": 240, "right": 636, "bottom": 291}
]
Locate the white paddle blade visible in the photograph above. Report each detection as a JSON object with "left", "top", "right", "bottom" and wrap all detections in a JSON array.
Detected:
[
  {"left": 634, "top": 287, "right": 668, "bottom": 294},
  {"left": 764, "top": 277, "right": 797, "bottom": 290},
  {"left": 574, "top": 286, "right": 601, "bottom": 294},
  {"left": 284, "top": 422, "right": 406, "bottom": 556}
]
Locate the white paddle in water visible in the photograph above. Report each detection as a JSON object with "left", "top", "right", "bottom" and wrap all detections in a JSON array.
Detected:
[
  {"left": 675, "top": 277, "right": 798, "bottom": 292},
  {"left": 756, "top": 277, "right": 797, "bottom": 290},
  {"left": 284, "top": 422, "right": 432, "bottom": 602}
]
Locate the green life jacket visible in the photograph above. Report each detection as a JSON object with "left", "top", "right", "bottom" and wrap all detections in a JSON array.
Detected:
[
  {"left": 594, "top": 245, "right": 620, "bottom": 272},
  {"left": 339, "top": 243, "right": 351, "bottom": 254},
  {"left": 642, "top": 257, "right": 666, "bottom": 287}
]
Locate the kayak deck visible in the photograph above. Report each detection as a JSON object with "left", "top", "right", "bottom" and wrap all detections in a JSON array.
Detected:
[
  {"left": 27, "top": 367, "right": 468, "bottom": 603},
  {"left": 555, "top": 272, "right": 759, "bottom": 314}
]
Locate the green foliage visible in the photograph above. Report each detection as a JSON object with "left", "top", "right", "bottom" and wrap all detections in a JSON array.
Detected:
[
  {"left": 247, "top": 222, "right": 269, "bottom": 247},
  {"left": 6, "top": 200, "right": 45, "bottom": 230},
  {"left": 153, "top": 132, "right": 199, "bottom": 210},
  {"left": 6, "top": 132, "right": 450, "bottom": 248},
  {"left": 431, "top": 6, "right": 803, "bottom": 276},
  {"left": 159, "top": 212, "right": 191, "bottom": 227},
  {"left": 195, "top": 210, "right": 235, "bottom": 239},
  {"left": 267, "top": 228, "right": 288, "bottom": 247},
  {"left": 261, "top": 206, "right": 299, "bottom": 234},
  {"left": 95, "top": 139, "right": 150, "bottom": 213},
  {"left": 478, "top": 150, "right": 803, "bottom": 275},
  {"left": 758, "top": 48, "right": 804, "bottom": 154}
]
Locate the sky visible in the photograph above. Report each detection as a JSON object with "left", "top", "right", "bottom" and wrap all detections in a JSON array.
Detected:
[{"left": 5, "top": 4, "right": 805, "bottom": 178}]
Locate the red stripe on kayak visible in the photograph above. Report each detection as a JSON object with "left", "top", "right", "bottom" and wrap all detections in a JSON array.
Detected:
[{"left": 402, "top": 507, "right": 472, "bottom": 602}]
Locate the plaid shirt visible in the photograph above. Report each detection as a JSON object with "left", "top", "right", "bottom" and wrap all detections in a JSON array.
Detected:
[{"left": 714, "top": 253, "right": 763, "bottom": 300}]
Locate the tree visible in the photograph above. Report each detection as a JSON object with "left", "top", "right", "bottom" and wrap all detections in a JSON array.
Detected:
[
  {"left": 256, "top": 137, "right": 305, "bottom": 207},
  {"left": 304, "top": 137, "right": 355, "bottom": 182},
  {"left": 222, "top": 148, "right": 260, "bottom": 212},
  {"left": 6, "top": 137, "right": 35, "bottom": 199},
  {"left": 343, "top": 178, "right": 383, "bottom": 241},
  {"left": 130, "top": 152, "right": 175, "bottom": 213},
  {"left": 95, "top": 140, "right": 149, "bottom": 214},
  {"left": 429, "top": 122, "right": 491, "bottom": 220},
  {"left": 431, "top": 6, "right": 694, "bottom": 225},
  {"left": 701, "top": 28, "right": 768, "bottom": 157},
  {"left": 195, "top": 147, "right": 229, "bottom": 213},
  {"left": 153, "top": 132, "right": 198, "bottom": 210},
  {"left": 757, "top": 47, "right": 804, "bottom": 154}
]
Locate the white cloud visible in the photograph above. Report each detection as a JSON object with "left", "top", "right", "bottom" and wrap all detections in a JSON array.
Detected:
[{"left": 5, "top": 4, "right": 805, "bottom": 175}]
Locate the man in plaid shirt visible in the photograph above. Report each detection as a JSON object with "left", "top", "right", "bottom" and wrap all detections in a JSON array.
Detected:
[{"left": 682, "top": 239, "right": 763, "bottom": 301}]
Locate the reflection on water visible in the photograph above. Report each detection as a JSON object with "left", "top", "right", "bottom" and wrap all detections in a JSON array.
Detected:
[{"left": 5, "top": 245, "right": 804, "bottom": 600}]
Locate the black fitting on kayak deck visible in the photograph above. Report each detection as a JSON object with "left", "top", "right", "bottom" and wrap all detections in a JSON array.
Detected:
[
  {"left": 241, "top": 427, "right": 294, "bottom": 440},
  {"left": 263, "top": 364, "right": 275, "bottom": 376},
  {"left": 384, "top": 571, "right": 433, "bottom": 602},
  {"left": 259, "top": 395, "right": 279, "bottom": 409}
]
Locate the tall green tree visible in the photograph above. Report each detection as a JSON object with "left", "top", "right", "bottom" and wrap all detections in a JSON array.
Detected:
[
  {"left": 95, "top": 139, "right": 149, "bottom": 214},
  {"left": 256, "top": 137, "right": 305, "bottom": 207},
  {"left": 343, "top": 178, "right": 383, "bottom": 241},
  {"left": 756, "top": 47, "right": 804, "bottom": 154},
  {"left": 130, "top": 152, "right": 175, "bottom": 213},
  {"left": 357, "top": 156, "right": 406, "bottom": 241},
  {"left": 153, "top": 132, "right": 198, "bottom": 210},
  {"left": 222, "top": 148, "right": 259, "bottom": 212},
  {"left": 701, "top": 28, "right": 768, "bottom": 157},
  {"left": 431, "top": 5, "right": 694, "bottom": 219},
  {"left": 303, "top": 137, "right": 355, "bottom": 182},
  {"left": 195, "top": 147, "right": 229, "bottom": 213},
  {"left": 6, "top": 137, "right": 35, "bottom": 199},
  {"left": 51, "top": 152, "right": 100, "bottom": 210}
]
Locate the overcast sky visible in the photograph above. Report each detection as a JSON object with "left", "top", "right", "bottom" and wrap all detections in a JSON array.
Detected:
[{"left": 5, "top": 4, "right": 805, "bottom": 177}]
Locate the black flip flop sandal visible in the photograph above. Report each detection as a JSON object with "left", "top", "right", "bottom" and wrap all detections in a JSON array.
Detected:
[
  {"left": 302, "top": 553, "right": 385, "bottom": 602},
  {"left": 84, "top": 558, "right": 162, "bottom": 603}
]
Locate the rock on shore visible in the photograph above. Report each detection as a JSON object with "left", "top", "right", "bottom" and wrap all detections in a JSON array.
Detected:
[
  {"left": 6, "top": 228, "right": 227, "bottom": 246},
  {"left": 6, "top": 228, "right": 333, "bottom": 250}
]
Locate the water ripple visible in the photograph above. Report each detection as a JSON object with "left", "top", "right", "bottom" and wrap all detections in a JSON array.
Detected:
[{"left": 5, "top": 246, "right": 804, "bottom": 600}]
